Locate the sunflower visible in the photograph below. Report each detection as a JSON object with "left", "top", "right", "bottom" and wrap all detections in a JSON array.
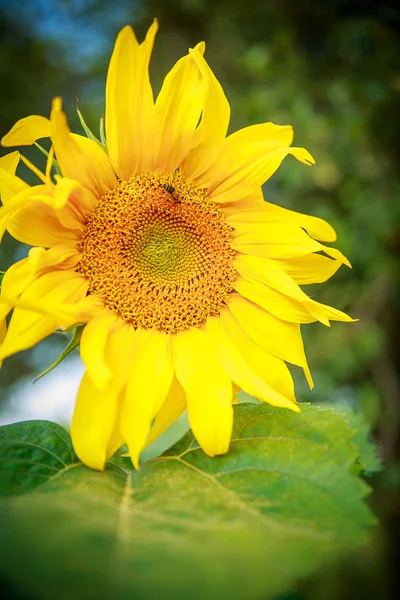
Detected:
[{"left": 0, "top": 21, "right": 353, "bottom": 470}]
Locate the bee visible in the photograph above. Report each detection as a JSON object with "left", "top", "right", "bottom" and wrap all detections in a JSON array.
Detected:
[{"left": 161, "top": 183, "right": 181, "bottom": 203}]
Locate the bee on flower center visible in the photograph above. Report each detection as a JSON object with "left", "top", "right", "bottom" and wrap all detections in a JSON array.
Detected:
[{"left": 161, "top": 183, "right": 181, "bottom": 203}]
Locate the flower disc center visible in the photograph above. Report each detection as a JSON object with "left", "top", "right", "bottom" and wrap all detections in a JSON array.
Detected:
[{"left": 78, "top": 173, "right": 236, "bottom": 332}]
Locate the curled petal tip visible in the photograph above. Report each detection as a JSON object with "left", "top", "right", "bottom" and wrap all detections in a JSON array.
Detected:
[
  {"left": 302, "top": 150, "right": 316, "bottom": 165},
  {"left": 194, "top": 41, "right": 206, "bottom": 55},
  {"left": 52, "top": 97, "right": 63, "bottom": 111},
  {"left": 131, "top": 453, "right": 140, "bottom": 470},
  {"left": 119, "top": 24, "right": 134, "bottom": 36}
]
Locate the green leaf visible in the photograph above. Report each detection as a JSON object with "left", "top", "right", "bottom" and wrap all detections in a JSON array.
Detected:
[
  {"left": 0, "top": 420, "right": 77, "bottom": 495},
  {"left": 34, "top": 325, "right": 84, "bottom": 382},
  {"left": 99, "top": 114, "right": 107, "bottom": 147},
  {"left": 318, "top": 402, "right": 381, "bottom": 475},
  {"left": 335, "top": 406, "right": 381, "bottom": 475},
  {"left": 33, "top": 141, "right": 62, "bottom": 175},
  {"left": 76, "top": 105, "right": 107, "bottom": 150},
  {"left": 0, "top": 405, "right": 375, "bottom": 600}
]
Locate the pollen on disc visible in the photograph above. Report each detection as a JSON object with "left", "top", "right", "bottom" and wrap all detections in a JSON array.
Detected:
[{"left": 78, "top": 172, "right": 236, "bottom": 333}]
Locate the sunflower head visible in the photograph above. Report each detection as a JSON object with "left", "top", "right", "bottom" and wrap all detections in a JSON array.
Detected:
[
  {"left": 77, "top": 171, "right": 236, "bottom": 333},
  {"left": 0, "top": 20, "right": 354, "bottom": 470}
]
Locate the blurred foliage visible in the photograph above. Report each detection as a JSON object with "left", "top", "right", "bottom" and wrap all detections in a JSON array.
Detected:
[{"left": 0, "top": 0, "right": 399, "bottom": 598}]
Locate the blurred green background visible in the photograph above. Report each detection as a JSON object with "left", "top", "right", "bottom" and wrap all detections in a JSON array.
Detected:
[{"left": 0, "top": 0, "right": 399, "bottom": 598}]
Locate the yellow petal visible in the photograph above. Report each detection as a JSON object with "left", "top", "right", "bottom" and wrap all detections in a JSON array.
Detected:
[
  {"left": 0, "top": 151, "right": 20, "bottom": 174},
  {"left": 225, "top": 200, "right": 337, "bottom": 243},
  {"left": 233, "top": 253, "right": 353, "bottom": 326},
  {"left": 105, "top": 25, "right": 139, "bottom": 179},
  {"left": 51, "top": 298, "right": 104, "bottom": 328},
  {"left": 212, "top": 145, "right": 314, "bottom": 203},
  {"left": 51, "top": 97, "right": 116, "bottom": 197},
  {"left": 1, "top": 292, "right": 104, "bottom": 331},
  {"left": 0, "top": 184, "right": 53, "bottom": 243},
  {"left": 221, "top": 186, "right": 264, "bottom": 211},
  {"left": 45, "top": 145, "right": 55, "bottom": 183},
  {"left": 232, "top": 382, "right": 241, "bottom": 404},
  {"left": 232, "top": 225, "right": 350, "bottom": 265},
  {"left": 206, "top": 311, "right": 298, "bottom": 410},
  {"left": 1, "top": 245, "right": 80, "bottom": 305},
  {"left": 227, "top": 293, "right": 313, "bottom": 388},
  {"left": 316, "top": 245, "right": 351, "bottom": 267},
  {"left": 5, "top": 199, "right": 81, "bottom": 247},
  {"left": 1, "top": 115, "right": 51, "bottom": 147},
  {"left": 234, "top": 277, "right": 316, "bottom": 324},
  {"left": 181, "top": 47, "right": 230, "bottom": 179},
  {"left": 80, "top": 312, "right": 121, "bottom": 391},
  {"left": 0, "top": 170, "right": 85, "bottom": 246},
  {"left": 71, "top": 373, "right": 120, "bottom": 471},
  {"left": 218, "top": 309, "right": 297, "bottom": 402},
  {"left": 152, "top": 43, "right": 205, "bottom": 172},
  {"left": 198, "top": 122, "right": 313, "bottom": 202},
  {"left": 122, "top": 328, "right": 174, "bottom": 469},
  {"left": 146, "top": 376, "right": 187, "bottom": 447},
  {"left": 235, "top": 240, "right": 349, "bottom": 264},
  {"left": 233, "top": 253, "right": 313, "bottom": 304},
  {"left": 137, "top": 20, "right": 160, "bottom": 173},
  {"left": 106, "top": 421, "right": 125, "bottom": 463},
  {"left": 172, "top": 327, "right": 233, "bottom": 457},
  {"left": 232, "top": 222, "right": 322, "bottom": 257},
  {"left": 51, "top": 177, "right": 96, "bottom": 231},
  {"left": 235, "top": 275, "right": 355, "bottom": 327},
  {"left": 54, "top": 177, "right": 97, "bottom": 216},
  {"left": 71, "top": 321, "right": 133, "bottom": 470},
  {"left": 0, "top": 318, "right": 6, "bottom": 345},
  {"left": 277, "top": 254, "right": 343, "bottom": 285},
  {"left": 106, "top": 21, "right": 158, "bottom": 179},
  {"left": 307, "top": 301, "right": 356, "bottom": 325},
  {"left": 235, "top": 253, "right": 328, "bottom": 323},
  {"left": 0, "top": 271, "right": 88, "bottom": 362},
  {"left": 0, "top": 166, "right": 29, "bottom": 205},
  {"left": 0, "top": 180, "right": 82, "bottom": 247}
]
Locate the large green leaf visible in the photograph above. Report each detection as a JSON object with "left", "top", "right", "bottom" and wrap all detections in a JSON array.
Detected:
[
  {"left": 332, "top": 405, "right": 381, "bottom": 475},
  {"left": 0, "top": 420, "right": 76, "bottom": 496},
  {"left": 0, "top": 405, "right": 375, "bottom": 600}
]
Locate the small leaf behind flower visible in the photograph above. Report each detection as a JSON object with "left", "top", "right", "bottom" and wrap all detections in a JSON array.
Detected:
[
  {"left": 99, "top": 115, "right": 107, "bottom": 147},
  {"left": 33, "top": 142, "right": 62, "bottom": 176},
  {"left": 0, "top": 404, "right": 376, "bottom": 600},
  {"left": 34, "top": 325, "right": 84, "bottom": 382},
  {"left": 76, "top": 102, "right": 107, "bottom": 151}
]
